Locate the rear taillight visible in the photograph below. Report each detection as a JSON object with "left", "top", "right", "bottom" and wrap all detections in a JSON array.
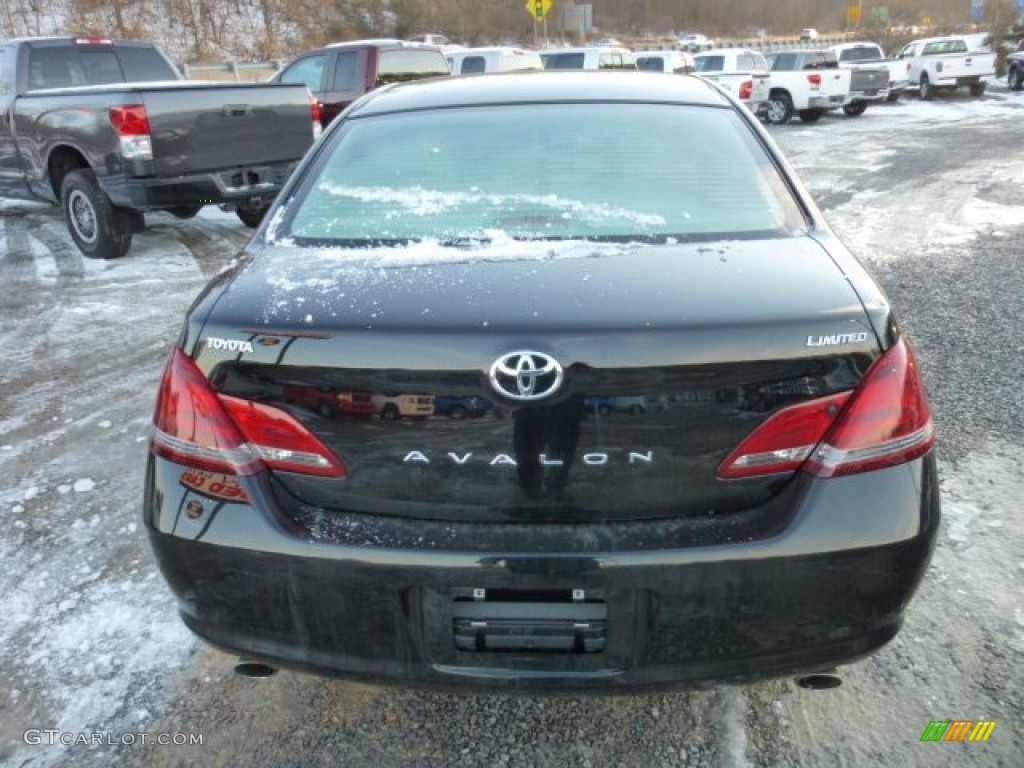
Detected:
[
  {"left": 109, "top": 104, "right": 153, "bottom": 160},
  {"left": 150, "top": 348, "right": 345, "bottom": 478},
  {"left": 805, "top": 339, "right": 934, "bottom": 477},
  {"left": 109, "top": 104, "right": 150, "bottom": 135},
  {"left": 718, "top": 392, "right": 852, "bottom": 479},
  {"left": 807, "top": 73, "right": 822, "bottom": 89},
  {"left": 718, "top": 339, "right": 934, "bottom": 480},
  {"left": 739, "top": 79, "right": 754, "bottom": 100},
  {"left": 310, "top": 96, "right": 323, "bottom": 139}
]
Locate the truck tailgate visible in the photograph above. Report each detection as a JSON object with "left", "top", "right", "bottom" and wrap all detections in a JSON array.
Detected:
[
  {"left": 938, "top": 53, "right": 996, "bottom": 79},
  {"left": 141, "top": 83, "right": 314, "bottom": 176}
]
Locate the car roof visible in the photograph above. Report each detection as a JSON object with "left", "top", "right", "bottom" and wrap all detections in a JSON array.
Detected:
[
  {"left": 450, "top": 46, "right": 538, "bottom": 56},
  {"left": 694, "top": 47, "right": 760, "bottom": 56},
  {"left": 345, "top": 70, "right": 728, "bottom": 118},
  {"left": 323, "top": 38, "right": 441, "bottom": 50},
  {"left": 540, "top": 46, "right": 633, "bottom": 54}
]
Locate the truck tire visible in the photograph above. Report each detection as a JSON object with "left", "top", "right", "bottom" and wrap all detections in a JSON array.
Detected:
[
  {"left": 842, "top": 100, "right": 868, "bottom": 117},
  {"left": 797, "top": 109, "right": 824, "bottom": 123},
  {"left": 236, "top": 201, "right": 271, "bottom": 229},
  {"left": 765, "top": 92, "right": 794, "bottom": 125},
  {"left": 885, "top": 90, "right": 901, "bottom": 102},
  {"left": 969, "top": 82, "right": 986, "bottom": 98},
  {"left": 920, "top": 74, "right": 934, "bottom": 101},
  {"left": 61, "top": 169, "right": 134, "bottom": 260},
  {"left": 168, "top": 205, "right": 203, "bottom": 219},
  {"left": 1010, "top": 66, "right": 1024, "bottom": 91}
]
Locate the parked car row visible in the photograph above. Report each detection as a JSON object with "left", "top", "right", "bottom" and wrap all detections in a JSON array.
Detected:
[
  {"left": 168, "top": 31, "right": 1002, "bottom": 143},
  {"left": 281, "top": 387, "right": 500, "bottom": 421}
]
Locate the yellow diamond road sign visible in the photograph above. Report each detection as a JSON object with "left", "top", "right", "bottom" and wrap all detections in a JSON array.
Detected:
[{"left": 527, "top": 0, "right": 553, "bottom": 21}]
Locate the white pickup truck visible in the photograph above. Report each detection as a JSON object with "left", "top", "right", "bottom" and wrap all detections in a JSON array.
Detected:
[
  {"left": 821, "top": 43, "right": 890, "bottom": 114},
  {"left": 692, "top": 48, "right": 771, "bottom": 115},
  {"left": 895, "top": 35, "right": 996, "bottom": 99},
  {"left": 830, "top": 41, "right": 910, "bottom": 101},
  {"left": 763, "top": 50, "right": 850, "bottom": 124}
]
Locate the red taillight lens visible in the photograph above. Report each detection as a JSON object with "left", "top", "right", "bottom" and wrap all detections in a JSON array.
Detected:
[
  {"left": 806, "top": 339, "right": 934, "bottom": 478},
  {"left": 718, "top": 339, "right": 934, "bottom": 480},
  {"left": 220, "top": 395, "right": 345, "bottom": 476},
  {"left": 150, "top": 349, "right": 345, "bottom": 478},
  {"left": 109, "top": 105, "right": 151, "bottom": 136},
  {"left": 310, "top": 96, "right": 322, "bottom": 126},
  {"left": 807, "top": 73, "right": 822, "bottom": 88},
  {"left": 718, "top": 392, "right": 852, "bottom": 479},
  {"left": 739, "top": 80, "right": 754, "bottom": 99}
]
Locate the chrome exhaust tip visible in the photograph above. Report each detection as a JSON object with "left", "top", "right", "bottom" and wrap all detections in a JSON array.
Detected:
[
  {"left": 795, "top": 671, "right": 842, "bottom": 690},
  {"left": 233, "top": 659, "right": 278, "bottom": 678}
]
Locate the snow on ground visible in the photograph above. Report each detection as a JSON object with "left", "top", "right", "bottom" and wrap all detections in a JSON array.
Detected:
[
  {"left": 0, "top": 207, "right": 246, "bottom": 766},
  {"left": 774, "top": 89, "right": 1024, "bottom": 259}
]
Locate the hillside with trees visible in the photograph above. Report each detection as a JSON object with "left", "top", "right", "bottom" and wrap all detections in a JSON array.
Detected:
[{"left": 2, "top": 0, "right": 1018, "bottom": 64}]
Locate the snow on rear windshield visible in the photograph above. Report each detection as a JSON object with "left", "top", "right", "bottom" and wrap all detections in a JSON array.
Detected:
[{"left": 277, "top": 102, "right": 804, "bottom": 246}]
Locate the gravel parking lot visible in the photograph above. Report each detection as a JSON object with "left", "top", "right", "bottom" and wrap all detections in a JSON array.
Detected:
[{"left": 1, "top": 88, "right": 1021, "bottom": 768}]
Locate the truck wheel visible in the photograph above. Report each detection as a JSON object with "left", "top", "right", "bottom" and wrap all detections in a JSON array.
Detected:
[
  {"left": 765, "top": 93, "right": 794, "bottom": 125},
  {"left": 969, "top": 82, "right": 986, "bottom": 98},
  {"left": 168, "top": 205, "right": 203, "bottom": 220},
  {"left": 842, "top": 101, "right": 868, "bottom": 117},
  {"left": 920, "top": 75, "right": 934, "bottom": 101},
  {"left": 1010, "top": 67, "right": 1023, "bottom": 91},
  {"left": 236, "top": 202, "right": 271, "bottom": 229},
  {"left": 380, "top": 404, "right": 400, "bottom": 421},
  {"left": 885, "top": 90, "right": 900, "bottom": 102},
  {"left": 61, "top": 169, "right": 133, "bottom": 260},
  {"left": 797, "top": 109, "right": 823, "bottom": 123}
]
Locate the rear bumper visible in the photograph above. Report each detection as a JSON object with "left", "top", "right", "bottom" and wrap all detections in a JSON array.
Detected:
[
  {"left": 845, "top": 89, "right": 889, "bottom": 104},
  {"left": 101, "top": 161, "right": 299, "bottom": 212},
  {"left": 145, "top": 455, "right": 940, "bottom": 692},
  {"left": 923, "top": 74, "right": 992, "bottom": 89},
  {"left": 807, "top": 96, "right": 843, "bottom": 110}
]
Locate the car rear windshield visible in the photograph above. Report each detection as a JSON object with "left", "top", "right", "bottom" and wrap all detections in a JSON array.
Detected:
[
  {"left": 838, "top": 46, "right": 883, "bottom": 62},
  {"left": 377, "top": 49, "right": 450, "bottom": 83},
  {"left": 279, "top": 102, "right": 806, "bottom": 246},
  {"left": 541, "top": 52, "right": 585, "bottom": 69},
  {"left": 693, "top": 56, "right": 724, "bottom": 72}
]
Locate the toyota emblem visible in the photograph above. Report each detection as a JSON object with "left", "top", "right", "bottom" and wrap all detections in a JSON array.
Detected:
[{"left": 489, "top": 351, "right": 564, "bottom": 402}]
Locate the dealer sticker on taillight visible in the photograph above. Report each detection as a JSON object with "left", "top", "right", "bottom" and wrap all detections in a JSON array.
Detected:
[{"left": 179, "top": 469, "right": 248, "bottom": 503}]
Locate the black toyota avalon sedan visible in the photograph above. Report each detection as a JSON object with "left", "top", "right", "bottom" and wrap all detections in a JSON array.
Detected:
[{"left": 144, "top": 71, "right": 939, "bottom": 691}]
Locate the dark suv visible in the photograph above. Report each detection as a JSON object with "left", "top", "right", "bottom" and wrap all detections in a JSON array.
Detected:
[{"left": 273, "top": 39, "right": 450, "bottom": 127}]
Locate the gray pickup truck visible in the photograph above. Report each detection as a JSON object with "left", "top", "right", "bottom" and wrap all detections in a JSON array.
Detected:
[{"left": 0, "top": 37, "right": 317, "bottom": 258}]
